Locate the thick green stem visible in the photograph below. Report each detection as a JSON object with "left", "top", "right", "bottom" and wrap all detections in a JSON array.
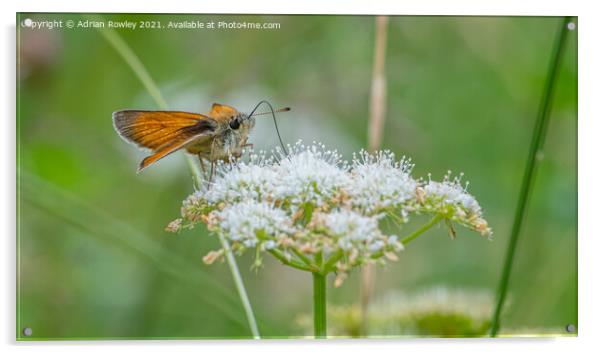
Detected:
[
  {"left": 490, "top": 17, "right": 572, "bottom": 337},
  {"left": 401, "top": 214, "right": 443, "bottom": 245},
  {"left": 313, "top": 272, "right": 327, "bottom": 339}
]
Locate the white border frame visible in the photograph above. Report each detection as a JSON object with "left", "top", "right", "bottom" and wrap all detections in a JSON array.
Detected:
[{"left": 3, "top": 1, "right": 600, "bottom": 354}]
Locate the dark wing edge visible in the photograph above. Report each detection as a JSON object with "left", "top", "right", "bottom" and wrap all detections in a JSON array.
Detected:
[{"left": 112, "top": 110, "right": 151, "bottom": 147}]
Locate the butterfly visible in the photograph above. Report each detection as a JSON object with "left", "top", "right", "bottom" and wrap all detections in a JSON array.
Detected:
[{"left": 113, "top": 101, "right": 289, "bottom": 177}]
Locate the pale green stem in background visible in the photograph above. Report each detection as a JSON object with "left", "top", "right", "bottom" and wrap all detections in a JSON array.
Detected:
[
  {"left": 185, "top": 156, "right": 203, "bottom": 190},
  {"left": 89, "top": 14, "right": 260, "bottom": 339},
  {"left": 218, "top": 235, "right": 260, "bottom": 338}
]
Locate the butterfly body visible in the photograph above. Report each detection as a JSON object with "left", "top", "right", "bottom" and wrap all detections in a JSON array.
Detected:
[{"left": 186, "top": 113, "right": 255, "bottom": 161}]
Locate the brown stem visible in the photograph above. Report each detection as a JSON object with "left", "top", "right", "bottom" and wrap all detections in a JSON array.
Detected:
[{"left": 361, "top": 15, "right": 389, "bottom": 337}]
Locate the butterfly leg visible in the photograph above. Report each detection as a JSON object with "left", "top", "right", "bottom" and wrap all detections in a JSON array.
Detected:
[
  {"left": 209, "top": 161, "right": 215, "bottom": 184},
  {"left": 198, "top": 155, "right": 207, "bottom": 178},
  {"left": 207, "top": 140, "right": 217, "bottom": 184}
]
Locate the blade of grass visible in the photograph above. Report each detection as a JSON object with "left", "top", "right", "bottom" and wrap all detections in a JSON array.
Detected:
[
  {"left": 86, "top": 14, "right": 260, "bottom": 338},
  {"left": 489, "top": 16, "right": 573, "bottom": 337}
]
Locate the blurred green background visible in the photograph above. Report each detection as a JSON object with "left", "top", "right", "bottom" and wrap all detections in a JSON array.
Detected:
[{"left": 16, "top": 14, "right": 577, "bottom": 339}]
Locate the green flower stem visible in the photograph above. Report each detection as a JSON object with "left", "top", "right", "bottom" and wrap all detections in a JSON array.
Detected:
[
  {"left": 89, "top": 14, "right": 260, "bottom": 339},
  {"left": 291, "top": 248, "right": 314, "bottom": 267},
  {"left": 370, "top": 251, "right": 384, "bottom": 259},
  {"left": 268, "top": 249, "right": 317, "bottom": 272},
  {"left": 401, "top": 214, "right": 444, "bottom": 245},
  {"left": 386, "top": 211, "right": 407, "bottom": 226},
  {"left": 490, "top": 16, "right": 572, "bottom": 337},
  {"left": 314, "top": 250, "right": 324, "bottom": 268},
  {"left": 313, "top": 272, "right": 327, "bottom": 338},
  {"left": 323, "top": 250, "right": 344, "bottom": 273}
]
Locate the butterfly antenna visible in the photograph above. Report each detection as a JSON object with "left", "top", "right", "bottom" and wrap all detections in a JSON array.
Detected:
[{"left": 248, "top": 100, "right": 289, "bottom": 156}]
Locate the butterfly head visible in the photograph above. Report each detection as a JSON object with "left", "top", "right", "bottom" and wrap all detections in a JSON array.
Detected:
[{"left": 228, "top": 112, "right": 254, "bottom": 131}]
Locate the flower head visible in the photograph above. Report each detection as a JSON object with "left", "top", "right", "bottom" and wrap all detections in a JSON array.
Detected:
[
  {"left": 348, "top": 150, "right": 417, "bottom": 217},
  {"left": 204, "top": 153, "right": 278, "bottom": 205},
  {"left": 169, "top": 141, "right": 492, "bottom": 285},
  {"left": 209, "top": 200, "right": 295, "bottom": 249},
  {"left": 308, "top": 209, "right": 402, "bottom": 269},
  {"left": 272, "top": 141, "right": 350, "bottom": 210},
  {"left": 419, "top": 171, "right": 492, "bottom": 237}
]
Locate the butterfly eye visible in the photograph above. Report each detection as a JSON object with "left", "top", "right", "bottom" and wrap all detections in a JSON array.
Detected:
[{"left": 229, "top": 118, "right": 241, "bottom": 130}]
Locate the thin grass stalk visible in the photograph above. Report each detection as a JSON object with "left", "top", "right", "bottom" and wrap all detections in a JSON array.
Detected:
[
  {"left": 88, "top": 15, "right": 260, "bottom": 339},
  {"left": 361, "top": 15, "right": 389, "bottom": 337},
  {"left": 219, "top": 236, "right": 260, "bottom": 338},
  {"left": 313, "top": 272, "right": 327, "bottom": 338},
  {"left": 489, "top": 16, "right": 572, "bottom": 337}
]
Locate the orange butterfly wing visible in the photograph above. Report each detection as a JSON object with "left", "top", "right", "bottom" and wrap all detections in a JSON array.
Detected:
[{"left": 112, "top": 110, "right": 217, "bottom": 172}]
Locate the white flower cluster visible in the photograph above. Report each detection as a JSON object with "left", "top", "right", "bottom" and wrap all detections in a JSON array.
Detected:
[
  {"left": 417, "top": 172, "right": 492, "bottom": 237},
  {"left": 168, "top": 141, "right": 492, "bottom": 284},
  {"left": 349, "top": 150, "right": 417, "bottom": 216},
  {"left": 274, "top": 143, "right": 350, "bottom": 207},
  {"left": 209, "top": 200, "right": 294, "bottom": 249},
  {"left": 203, "top": 152, "right": 278, "bottom": 204}
]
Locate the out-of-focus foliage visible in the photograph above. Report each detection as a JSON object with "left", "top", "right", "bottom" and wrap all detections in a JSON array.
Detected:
[
  {"left": 17, "top": 14, "right": 577, "bottom": 339},
  {"left": 296, "top": 288, "right": 493, "bottom": 337}
]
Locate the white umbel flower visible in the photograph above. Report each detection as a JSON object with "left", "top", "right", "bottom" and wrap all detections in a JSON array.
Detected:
[
  {"left": 419, "top": 172, "right": 492, "bottom": 237},
  {"left": 205, "top": 155, "right": 279, "bottom": 204},
  {"left": 273, "top": 141, "right": 350, "bottom": 209},
  {"left": 423, "top": 173, "right": 481, "bottom": 214},
  {"left": 318, "top": 210, "right": 384, "bottom": 251},
  {"left": 209, "top": 200, "right": 295, "bottom": 248},
  {"left": 348, "top": 150, "right": 417, "bottom": 215}
]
